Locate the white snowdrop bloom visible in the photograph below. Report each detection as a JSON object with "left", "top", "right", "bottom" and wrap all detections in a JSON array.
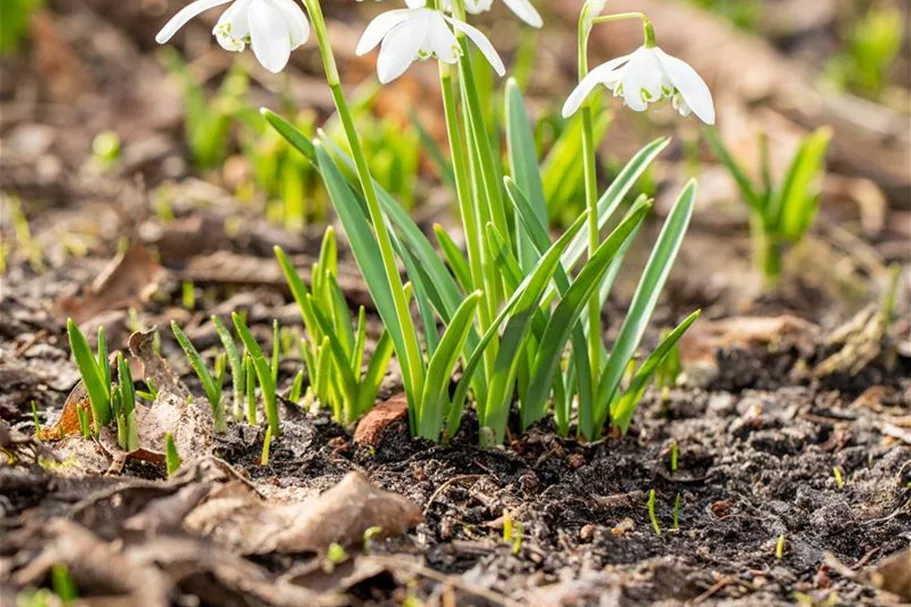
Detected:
[
  {"left": 562, "top": 45, "right": 715, "bottom": 125},
  {"left": 156, "top": 0, "right": 310, "bottom": 73},
  {"left": 356, "top": 0, "right": 505, "bottom": 84},
  {"left": 441, "top": 0, "right": 542, "bottom": 29}
]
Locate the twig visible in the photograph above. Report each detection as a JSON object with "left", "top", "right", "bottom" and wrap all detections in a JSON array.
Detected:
[
  {"left": 423, "top": 474, "right": 483, "bottom": 516},
  {"left": 690, "top": 576, "right": 735, "bottom": 605}
]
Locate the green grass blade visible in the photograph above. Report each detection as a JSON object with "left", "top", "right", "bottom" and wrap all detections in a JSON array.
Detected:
[
  {"left": 66, "top": 318, "right": 111, "bottom": 430},
  {"left": 409, "top": 107, "right": 455, "bottom": 186},
  {"left": 261, "top": 108, "right": 316, "bottom": 162},
  {"left": 97, "top": 327, "right": 110, "bottom": 392},
  {"left": 271, "top": 320, "right": 280, "bottom": 385},
  {"left": 352, "top": 306, "right": 367, "bottom": 373},
  {"left": 594, "top": 181, "right": 697, "bottom": 431},
  {"left": 275, "top": 246, "right": 320, "bottom": 338},
  {"left": 524, "top": 200, "right": 652, "bottom": 432},
  {"left": 172, "top": 321, "right": 227, "bottom": 433},
  {"left": 233, "top": 313, "right": 280, "bottom": 437},
  {"left": 612, "top": 310, "right": 701, "bottom": 434},
  {"left": 419, "top": 291, "right": 482, "bottom": 441}
]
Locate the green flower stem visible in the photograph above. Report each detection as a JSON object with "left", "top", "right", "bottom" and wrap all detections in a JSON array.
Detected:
[
  {"left": 578, "top": 12, "right": 602, "bottom": 409},
  {"left": 302, "top": 0, "right": 425, "bottom": 406}
]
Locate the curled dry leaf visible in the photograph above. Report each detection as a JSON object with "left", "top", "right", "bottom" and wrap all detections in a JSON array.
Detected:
[
  {"left": 45, "top": 329, "right": 212, "bottom": 474},
  {"left": 185, "top": 471, "right": 422, "bottom": 555}
]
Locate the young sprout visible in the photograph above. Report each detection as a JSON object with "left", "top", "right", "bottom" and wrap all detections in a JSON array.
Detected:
[
  {"left": 66, "top": 320, "right": 112, "bottom": 433},
  {"left": 245, "top": 353, "right": 257, "bottom": 426},
  {"left": 77, "top": 404, "right": 90, "bottom": 438},
  {"left": 673, "top": 492, "right": 681, "bottom": 531},
  {"left": 233, "top": 313, "right": 280, "bottom": 437},
  {"left": 775, "top": 534, "right": 786, "bottom": 559},
  {"left": 31, "top": 400, "right": 40, "bottom": 440},
  {"left": 115, "top": 353, "right": 139, "bottom": 451},
  {"left": 271, "top": 319, "right": 280, "bottom": 385},
  {"left": 326, "top": 543, "right": 348, "bottom": 570},
  {"left": 705, "top": 127, "right": 832, "bottom": 286},
  {"left": 670, "top": 439, "right": 679, "bottom": 473},
  {"left": 136, "top": 380, "right": 158, "bottom": 402},
  {"left": 171, "top": 321, "right": 228, "bottom": 434},
  {"left": 648, "top": 489, "right": 661, "bottom": 536},
  {"left": 165, "top": 432, "right": 181, "bottom": 476},
  {"left": 181, "top": 280, "right": 195, "bottom": 310},
  {"left": 51, "top": 563, "right": 78, "bottom": 604},
  {"left": 289, "top": 370, "right": 305, "bottom": 403},
  {"left": 833, "top": 466, "right": 845, "bottom": 490},
  {"left": 212, "top": 316, "right": 244, "bottom": 423},
  {"left": 260, "top": 425, "right": 273, "bottom": 467}
]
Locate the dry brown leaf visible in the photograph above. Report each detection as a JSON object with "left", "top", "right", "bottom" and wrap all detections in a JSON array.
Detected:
[
  {"left": 59, "top": 245, "right": 162, "bottom": 324},
  {"left": 185, "top": 471, "right": 422, "bottom": 555}
]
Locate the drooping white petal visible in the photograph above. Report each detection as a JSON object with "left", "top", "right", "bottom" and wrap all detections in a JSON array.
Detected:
[
  {"left": 655, "top": 48, "right": 715, "bottom": 125},
  {"left": 502, "top": 0, "right": 542, "bottom": 28},
  {"left": 248, "top": 0, "right": 292, "bottom": 73},
  {"left": 462, "top": 0, "right": 494, "bottom": 14},
  {"left": 272, "top": 0, "right": 310, "bottom": 49},
  {"left": 376, "top": 13, "right": 430, "bottom": 83},
  {"left": 425, "top": 12, "right": 461, "bottom": 64},
  {"left": 405, "top": 0, "right": 427, "bottom": 8},
  {"left": 156, "top": 0, "right": 234, "bottom": 43},
  {"left": 561, "top": 54, "right": 630, "bottom": 118},
  {"left": 214, "top": 0, "right": 251, "bottom": 51},
  {"left": 619, "top": 47, "right": 665, "bottom": 112},
  {"left": 445, "top": 16, "right": 505, "bottom": 76},
  {"left": 357, "top": 9, "right": 413, "bottom": 56}
]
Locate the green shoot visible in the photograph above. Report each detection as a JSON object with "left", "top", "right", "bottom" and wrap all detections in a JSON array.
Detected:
[
  {"left": 706, "top": 127, "right": 832, "bottom": 287},
  {"left": 77, "top": 404, "right": 90, "bottom": 438},
  {"left": 245, "top": 353, "right": 257, "bottom": 425},
  {"left": 326, "top": 542, "right": 348, "bottom": 566},
  {"left": 289, "top": 369, "right": 304, "bottom": 403},
  {"left": 51, "top": 563, "right": 77, "bottom": 604},
  {"left": 275, "top": 227, "right": 393, "bottom": 426},
  {"left": 171, "top": 321, "right": 227, "bottom": 433},
  {"left": 165, "top": 432, "right": 181, "bottom": 476},
  {"left": 66, "top": 319, "right": 112, "bottom": 433},
  {"left": 826, "top": 8, "right": 902, "bottom": 99},
  {"left": 271, "top": 319, "right": 280, "bottom": 385},
  {"left": 233, "top": 313, "right": 280, "bottom": 437},
  {"left": 181, "top": 281, "right": 195, "bottom": 310},
  {"left": 92, "top": 130, "right": 121, "bottom": 168},
  {"left": 670, "top": 439, "right": 678, "bottom": 473},
  {"left": 648, "top": 489, "right": 661, "bottom": 536},
  {"left": 115, "top": 353, "right": 139, "bottom": 451},
  {"left": 833, "top": 466, "right": 845, "bottom": 490},
  {"left": 0, "top": 0, "right": 44, "bottom": 55},
  {"left": 212, "top": 316, "right": 244, "bottom": 422},
  {"left": 31, "top": 400, "right": 40, "bottom": 439},
  {"left": 776, "top": 534, "right": 786, "bottom": 559},
  {"left": 261, "top": 425, "right": 272, "bottom": 466},
  {"left": 503, "top": 510, "right": 524, "bottom": 555},
  {"left": 136, "top": 379, "right": 158, "bottom": 402},
  {"left": 673, "top": 492, "right": 681, "bottom": 531}
]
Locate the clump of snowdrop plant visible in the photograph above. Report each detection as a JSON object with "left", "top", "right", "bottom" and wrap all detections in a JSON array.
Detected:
[{"left": 156, "top": 0, "right": 709, "bottom": 445}]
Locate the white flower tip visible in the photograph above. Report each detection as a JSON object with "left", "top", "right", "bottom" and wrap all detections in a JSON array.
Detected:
[{"left": 155, "top": 30, "right": 170, "bottom": 44}]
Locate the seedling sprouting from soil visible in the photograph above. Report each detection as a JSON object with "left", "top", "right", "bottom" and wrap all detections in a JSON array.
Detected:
[
  {"left": 212, "top": 316, "right": 245, "bottom": 422},
  {"left": 171, "top": 321, "right": 228, "bottom": 433},
  {"left": 670, "top": 439, "right": 679, "bottom": 473},
  {"left": 673, "top": 493, "right": 681, "bottom": 531},
  {"left": 833, "top": 466, "right": 845, "bottom": 490},
  {"left": 705, "top": 127, "right": 833, "bottom": 287},
  {"left": 276, "top": 226, "right": 393, "bottom": 425},
  {"left": 648, "top": 489, "right": 661, "bottom": 536},
  {"left": 31, "top": 401, "right": 40, "bottom": 439},
  {"left": 165, "top": 432, "right": 181, "bottom": 476},
  {"left": 233, "top": 313, "right": 280, "bottom": 437},
  {"left": 261, "top": 426, "right": 273, "bottom": 467},
  {"left": 66, "top": 320, "right": 112, "bottom": 433},
  {"left": 776, "top": 534, "right": 786, "bottom": 559}
]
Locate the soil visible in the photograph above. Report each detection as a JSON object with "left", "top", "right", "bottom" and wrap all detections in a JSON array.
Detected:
[{"left": 2, "top": 0, "right": 910, "bottom": 606}]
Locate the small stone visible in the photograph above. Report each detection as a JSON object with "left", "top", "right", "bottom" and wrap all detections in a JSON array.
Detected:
[
  {"left": 611, "top": 518, "right": 635, "bottom": 535},
  {"left": 579, "top": 524, "right": 597, "bottom": 541}
]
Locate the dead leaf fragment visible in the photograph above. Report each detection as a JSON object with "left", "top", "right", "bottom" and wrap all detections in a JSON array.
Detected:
[
  {"left": 868, "top": 549, "right": 911, "bottom": 602},
  {"left": 186, "top": 471, "right": 422, "bottom": 555}
]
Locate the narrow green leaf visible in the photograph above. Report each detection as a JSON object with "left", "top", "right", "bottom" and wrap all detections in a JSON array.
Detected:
[
  {"left": 171, "top": 321, "right": 226, "bottom": 433},
  {"left": 261, "top": 108, "right": 316, "bottom": 162},
  {"left": 506, "top": 78, "right": 548, "bottom": 272},
  {"left": 165, "top": 431, "right": 181, "bottom": 476},
  {"left": 594, "top": 181, "right": 697, "bottom": 431},
  {"left": 524, "top": 200, "right": 652, "bottom": 432},
  {"left": 434, "top": 224, "right": 474, "bottom": 295},
  {"left": 233, "top": 313, "right": 280, "bottom": 437},
  {"left": 66, "top": 318, "right": 111, "bottom": 430},
  {"left": 212, "top": 315, "right": 244, "bottom": 422},
  {"left": 612, "top": 310, "right": 701, "bottom": 433},
  {"left": 775, "top": 126, "right": 832, "bottom": 240},
  {"left": 704, "top": 127, "right": 761, "bottom": 212},
  {"left": 419, "top": 291, "right": 482, "bottom": 441}
]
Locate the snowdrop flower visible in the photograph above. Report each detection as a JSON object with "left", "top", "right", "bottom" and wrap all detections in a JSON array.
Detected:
[
  {"left": 156, "top": 0, "right": 310, "bottom": 73},
  {"left": 442, "top": 0, "right": 543, "bottom": 29},
  {"left": 562, "top": 44, "right": 715, "bottom": 125},
  {"left": 356, "top": 0, "right": 505, "bottom": 84}
]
